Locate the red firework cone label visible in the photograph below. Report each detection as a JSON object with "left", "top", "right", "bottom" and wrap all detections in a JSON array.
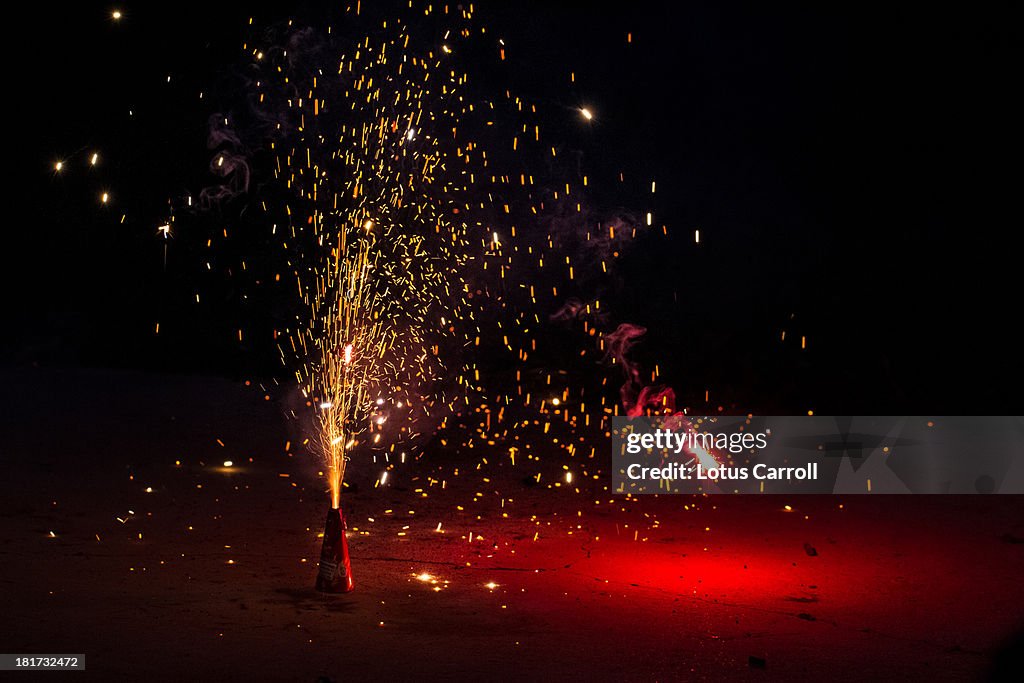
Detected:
[{"left": 316, "top": 507, "right": 355, "bottom": 593}]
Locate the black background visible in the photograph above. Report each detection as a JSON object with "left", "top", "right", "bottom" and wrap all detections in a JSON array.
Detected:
[{"left": 7, "top": 1, "right": 1020, "bottom": 414}]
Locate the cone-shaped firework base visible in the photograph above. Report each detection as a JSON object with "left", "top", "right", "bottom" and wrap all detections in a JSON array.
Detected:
[{"left": 315, "top": 507, "right": 354, "bottom": 593}]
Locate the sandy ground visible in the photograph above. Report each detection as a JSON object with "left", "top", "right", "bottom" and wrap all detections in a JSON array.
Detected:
[{"left": 2, "top": 366, "right": 1023, "bottom": 681}]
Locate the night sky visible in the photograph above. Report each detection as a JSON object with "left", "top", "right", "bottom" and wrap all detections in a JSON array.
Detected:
[{"left": 9, "top": 1, "right": 1019, "bottom": 414}]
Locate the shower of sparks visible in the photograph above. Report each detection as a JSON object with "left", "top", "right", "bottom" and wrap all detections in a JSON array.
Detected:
[{"left": 242, "top": 5, "right": 504, "bottom": 509}]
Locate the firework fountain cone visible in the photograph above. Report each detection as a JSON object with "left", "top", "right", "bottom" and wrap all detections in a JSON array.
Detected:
[{"left": 315, "top": 507, "right": 354, "bottom": 593}]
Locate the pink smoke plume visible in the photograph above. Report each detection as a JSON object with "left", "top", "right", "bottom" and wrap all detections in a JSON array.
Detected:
[
  {"left": 603, "top": 323, "right": 647, "bottom": 412},
  {"left": 628, "top": 385, "right": 680, "bottom": 417},
  {"left": 549, "top": 297, "right": 585, "bottom": 323},
  {"left": 603, "top": 324, "right": 684, "bottom": 417}
]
